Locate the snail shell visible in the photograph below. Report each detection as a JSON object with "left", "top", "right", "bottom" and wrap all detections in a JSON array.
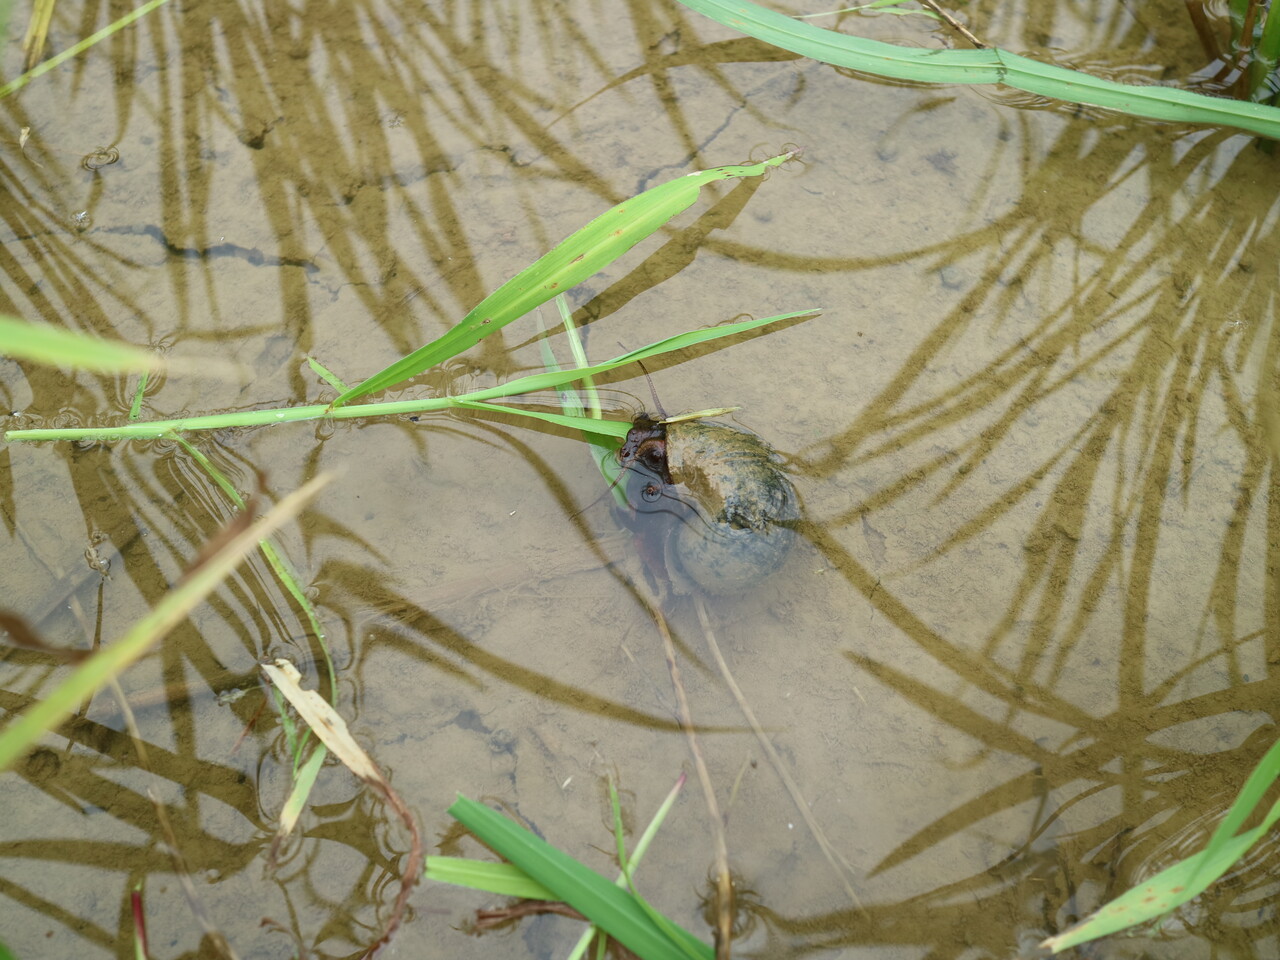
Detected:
[{"left": 620, "top": 417, "right": 799, "bottom": 595}]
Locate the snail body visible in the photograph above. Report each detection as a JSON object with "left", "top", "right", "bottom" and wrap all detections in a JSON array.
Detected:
[{"left": 619, "top": 415, "right": 798, "bottom": 595}]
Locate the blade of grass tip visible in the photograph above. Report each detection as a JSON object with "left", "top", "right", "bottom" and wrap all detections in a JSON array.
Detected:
[
  {"left": 605, "top": 776, "right": 699, "bottom": 954},
  {"left": 1045, "top": 738, "right": 1280, "bottom": 952},
  {"left": 449, "top": 794, "right": 714, "bottom": 960},
  {"left": 446, "top": 309, "right": 821, "bottom": 410},
  {"left": 306, "top": 356, "right": 349, "bottom": 394},
  {"left": 0, "top": 474, "right": 331, "bottom": 771},
  {"left": 427, "top": 780, "right": 695, "bottom": 958},
  {"left": 608, "top": 770, "right": 718, "bottom": 960},
  {"left": 1042, "top": 827, "right": 1264, "bottom": 951},
  {"left": 530, "top": 301, "right": 626, "bottom": 457},
  {"left": 21, "top": 0, "right": 56, "bottom": 71},
  {"left": 447, "top": 399, "right": 630, "bottom": 440},
  {"left": 0, "top": 0, "right": 173, "bottom": 99},
  {"left": 331, "top": 151, "right": 799, "bottom": 408},
  {"left": 609, "top": 776, "right": 631, "bottom": 878},
  {"left": 269, "top": 684, "right": 305, "bottom": 768},
  {"left": 556, "top": 295, "right": 602, "bottom": 420},
  {"left": 557, "top": 298, "right": 627, "bottom": 500},
  {"left": 274, "top": 743, "right": 327, "bottom": 849},
  {"left": 536, "top": 294, "right": 625, "bottom": 499},
  {"left": 535, "top": 297, "right": 582, "bottom": 417}
]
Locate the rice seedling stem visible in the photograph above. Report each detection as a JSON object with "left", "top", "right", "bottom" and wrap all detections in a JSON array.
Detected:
[{"left": 642, "top": 591, "right": 734, "bottom": 959}]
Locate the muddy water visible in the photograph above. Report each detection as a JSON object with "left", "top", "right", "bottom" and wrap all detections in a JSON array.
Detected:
[{"left": 2, "top": 0, "right": 1279, "bottom": 957}]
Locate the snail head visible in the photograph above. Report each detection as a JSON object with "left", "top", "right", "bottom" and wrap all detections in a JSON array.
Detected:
[{"left": 619, "top": 415, "right": 671, "bottom": 483}]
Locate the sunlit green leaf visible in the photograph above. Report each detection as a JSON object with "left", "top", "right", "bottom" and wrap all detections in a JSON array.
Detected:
[
  {"left": 0, "top": 475, "right": 331, "bottom": 770},
  {"left": 331, "top": 151, "right": 799, "bottom": 407},
  {"left": 449, "top": 794, "right": 713, "bottom": 960},
  {"left": 0, "top": 315, "right": 159, "bottom": 373},
  {"left": 1043, "top": 735, "right": 1280, "bottom": 952},
  {"left": 7, "top": 310, "right": 817, "bottom": 444},
  {"left": 425, "top": 857, "right": 556, "bottom": 900}
]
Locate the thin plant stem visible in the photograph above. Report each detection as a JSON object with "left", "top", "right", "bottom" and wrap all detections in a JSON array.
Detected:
[
  {"left": 643, "top": 591, "right": 734, "bottom": 959},
  {"left": 693, "top": 595, "right": 864, "bottom": 911},
  {"left": 918, "top": 0, "right": 984, "bottom": 48}
]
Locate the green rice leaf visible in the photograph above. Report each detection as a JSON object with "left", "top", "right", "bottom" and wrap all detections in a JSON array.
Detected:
[
  {"left": 0, "top": 474, "right": 331, "bottom": 770},
  {"left": 1043, "top": 735, "right": 1280, "bottom": 952},
  {"left": 0, "top": 315, "right": 159, "bottom": 373},
  {"left": 277, "top": 744, "right": 327, "bottom": 840},
  {"left": 449, "top": 794, "right": 714, "bottom": 960},
  {"left": 676, "top": 0, "right": 1280, "bottom": 140},
  {"left": 1192, "top": 734, "right": 1280, "bottom": 874},
  {"left": 425, "top": 857, "right": 556, "bottom": 900},
  {"left": 331, "top": 152, "right": 798, "bottom": 407},
  {"left": 0, "top": 0, "right": 172, "bottom": 99},
  {"left": 172, "top": 436, "right": 337, "bottom": 702},
  {"left": 1041, "top": 827, "right": 1262, "bottom": 951},
  {"left": 447, "top": 399, "right": 630, "bottom": 440},
  {"left": 7, "top": 310, "right": 817, "bottom": 443},
  {"left": 307, "top": 356, "right": 349, "bottom": 393}
]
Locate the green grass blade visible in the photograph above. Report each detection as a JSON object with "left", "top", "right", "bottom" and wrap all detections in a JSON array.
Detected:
[
  {"left": 797, "top": 1, "right": 938, "bottom": 19},
  {"left": 448, "top": 794, "right": 713, "bottom": 960},
  {"left": 0, "top": 474, "right": 331, "bottom": 770},
  {"left": 1043, "top": 736, "right": 1280, "bottom": 952},
  {"left": 428, "top": 774, "right": 688, "bottom": 960},
  {"left": 608, "top": 779, "right": 706, "bottom": 960},
  {"left": 306, "top": 356, "right": 349, "bottom": 393},
  {"left": 1042, "top": 827, "right": 1262, "bottom": 951},
  {"left": 331, "top": 152, "right": 798, "bottom": 407},
  {"left": 277, "top": 744, "right": 327, "bottom": 839},
  {"left": 0, "top": 315, "right": 160, "bottom": 373},
  {"left": 7, "top": 310, "right": 817, "bottom": 444},
  {"left": 424, "top": 858, "right": 556, "bottom": 900},
  {"left": 676, "top": 0, "right": 1280, "bottom": 140},
  {"left": 0, "top": 0, "right": 172, "bottom": 99},
  {"left": 446, "top": 399, "right": 630, "bottom": 440},
  {"left": 550, "top": 297, "right": 628, "bottom": 503},
  {"left": 1187, "top": 734, "right": 1280, "bottom": 884},
  {"left": 443, "top": 309, "right": 818, "bottom": 407}
]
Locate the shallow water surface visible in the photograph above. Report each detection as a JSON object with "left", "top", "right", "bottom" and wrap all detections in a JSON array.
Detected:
[{"left": 2, "top": 1, "right": 1280, "bottom": 958}]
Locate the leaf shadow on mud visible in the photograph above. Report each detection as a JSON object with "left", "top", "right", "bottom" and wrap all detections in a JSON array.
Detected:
[{"left": 750, "top": 112, "right": 1280, "bottom": 954}]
